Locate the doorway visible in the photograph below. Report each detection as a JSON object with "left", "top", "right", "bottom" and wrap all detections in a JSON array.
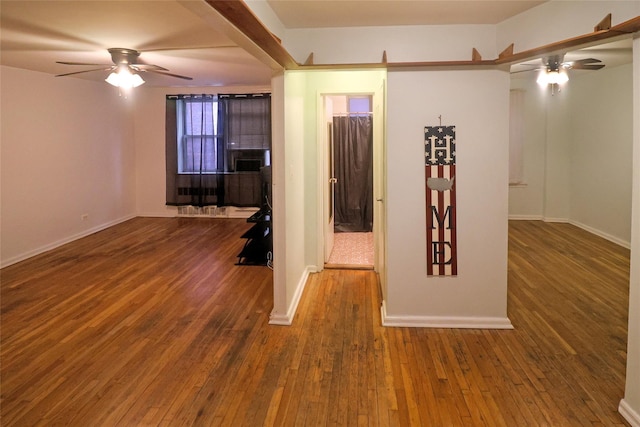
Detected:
[{"left": 324, "top": 95, "right": 375, "bottom": 269}]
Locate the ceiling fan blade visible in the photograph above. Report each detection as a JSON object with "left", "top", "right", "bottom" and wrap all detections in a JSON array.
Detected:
[
  {"left": 141, "top": 45, "right": 235, "bottom": 52},
  {"left": 56, "top": 61, "right": 112, "bottom": 66},
  {"left": 55, "top": 67, "right": 113, "bottom": 77},
  {"left": 144, "top": 69, "right": 193, "bottom": 80},
  {"left": 572, "top": 63, "right": 606, "bottom": 70},
  {"left": 571, "top": 58, "right": 602, "bottom": 65},
  {"left": 131, "top": 63, "right": 169, "bottom": 72}
]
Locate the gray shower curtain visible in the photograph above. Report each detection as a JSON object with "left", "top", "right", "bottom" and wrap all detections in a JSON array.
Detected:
[{"left": 333, "top": 114, "right": 373, "bottom": 232}]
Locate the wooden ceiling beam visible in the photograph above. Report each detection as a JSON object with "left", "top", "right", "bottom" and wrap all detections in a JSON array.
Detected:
[
  {"left": 611, "top": 14, "right": 640, "bottom": 33},
  {"left": 392, "top": 15, "right": 640, "bottom": 69},
  {"left": 204, "top": 0, "right": 298, "bottom": 70},
  {"left": 495, "top": 15, "right": 640, "bottom": 65},
  {"left": 494, "top": 31, "right": 613, "bottom": 65}
]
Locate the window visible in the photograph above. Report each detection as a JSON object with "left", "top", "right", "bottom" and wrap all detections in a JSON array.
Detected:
[
  {"left": 166, "top": 93, "right": 272, "bottom": 207},
  {"left": 348, "top": 96, "right": 371, "bottom": 114},
  {"left": 177, "top": 96, "right": 220, "bottom": 174}
]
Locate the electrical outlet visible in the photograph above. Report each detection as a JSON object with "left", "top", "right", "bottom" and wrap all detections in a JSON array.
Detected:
[{"left": 81, "top": 214, "right": 89, "bottom": 221}]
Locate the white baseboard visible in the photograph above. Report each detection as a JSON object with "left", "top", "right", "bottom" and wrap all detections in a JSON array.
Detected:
[
  {"left": 543, "top": 217, "right": 569, "bottom": 223},
  {"left": 380, "top": 301, "right": 514, "bottom": 329},
  {"left": 137, "top": 211, "right": 175, "bottom": 218},
  {"left": 269, "top": 265, "right": 317, "bottom": 326},
  {"left": 569, "top": 220, "right": 631, "bottom": 249},
  {"left": 619, "top": 399, "right": 640, "bottom": 427},
  {"left": 507, "top": 215, "right": 569, "bottom": 223},
  {"left": 268, "top": 310, "right": 294, "bottom": 325},
  {"left": 508, "top": 214, "right": 543, "bottom": 221},
  {"left": 1, "top": 214, "right": 136, "bottom": 268}
]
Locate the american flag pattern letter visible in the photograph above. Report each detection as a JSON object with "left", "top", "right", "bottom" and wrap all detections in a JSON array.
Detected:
[{"left": 425, "top": 125, "right": 457, "bottom": 276}]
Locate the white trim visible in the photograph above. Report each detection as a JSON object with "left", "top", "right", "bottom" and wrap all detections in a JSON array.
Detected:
[
  {"left": 267, "top": 313, "right": 292, "bottom": 326},
  {"left": 508, "top": 214, "right": 543, "bottom": 221},
  {"left": 542, "top": 217, "right": 569, "bottom": 223},
  {"left": 316, "top": 92, "right": 327, "bottom": 269},
  {"left": 569, "top": 219, "right": 631, "bottom": 249},
  {"left": 137, "top": 211, "right": 176, "bottom": 218},
  {"left": 269, "top": 265, "right": 316, "bottom": 326},
  {"left": 380, "top": 301, "right": 514, "bottom": 329},
  {"left": 619, "top": 399, "right": 640, "bottom": 427},
  {"left": 0, "top": 214, "right": 136, "bottom": 268}
]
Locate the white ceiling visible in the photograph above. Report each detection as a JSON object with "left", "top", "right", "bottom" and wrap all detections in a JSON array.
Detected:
[
  {"left": 0, "top": 0, "right": 274, "bottom": 87},
  {"left": 0, "top": 1, "right": 631, "bottom": 88}
]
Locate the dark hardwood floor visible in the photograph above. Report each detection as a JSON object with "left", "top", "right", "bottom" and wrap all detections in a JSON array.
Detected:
[{"left": 0, "top": 218, "right": 631, "bottom": 426}]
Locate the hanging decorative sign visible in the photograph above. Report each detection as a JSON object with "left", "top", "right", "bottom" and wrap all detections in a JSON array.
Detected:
[{"left": 425, "top": 124, "right": 457, "bottom": 276}]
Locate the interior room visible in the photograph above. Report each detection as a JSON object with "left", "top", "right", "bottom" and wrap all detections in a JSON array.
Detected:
[
  {"left": 509, "top": 39, "right": 634, "bottom": 245},
  {"left": 1, "top": 1, "right": 639, "bottom": 425}
]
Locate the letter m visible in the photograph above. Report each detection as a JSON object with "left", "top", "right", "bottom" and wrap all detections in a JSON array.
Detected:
[{"left": 430, "top": 205, "right": 453, "bottom": 230}]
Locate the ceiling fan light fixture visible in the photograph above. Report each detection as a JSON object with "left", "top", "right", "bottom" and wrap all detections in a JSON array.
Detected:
[
  {"left": 105, "top": 67, "right": 145, "bottom": 88},
  {"left": 537, "top": 70, "right": 569, "bottom": 86}
]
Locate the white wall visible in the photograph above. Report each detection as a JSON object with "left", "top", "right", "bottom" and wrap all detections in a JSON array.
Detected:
[
  {"left": 270, "top": 71, "right": 309, "bottom": 324},
  {"left": 269, "top": 72, "right": 297, "bottom": 323},
  {"left": 569, "top": 63, "right": 633, "bottom": 243},
  {"left": 133, "top": 85, "right": 270, "bottom": 217},
  {"left": 384, "top": 68, "right": 512, "bottom": 327},
  {"left": 0, "top": 66, "right": 136, "bottom": 267},
  {"left": 619, "top": 33, "right": 640, "bottom": 427},
  {"left": 283, "top": 25, "right": 497, "bottom": 65},
  {"left": 246, "top": 0, "right": 498, "bottom": 65},
  {"left": 543, "top": 84, "right": 573, "bottom": 222}
]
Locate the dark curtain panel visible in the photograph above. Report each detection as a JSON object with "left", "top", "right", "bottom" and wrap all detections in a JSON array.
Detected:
[
  {"left": 221, "top": 95, "right": 271, "bottom": 152},
  {"left": 165, "top": 97, "right": 179, "bottom": 204},
  {"left": 219, "top": 94, "right": 271, "bottom": 206},
  {"left": 333, "top": 114, "right": 373, "bottom": 232}
]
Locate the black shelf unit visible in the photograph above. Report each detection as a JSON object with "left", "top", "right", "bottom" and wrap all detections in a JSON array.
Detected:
[{"left": 237, "top": 209, "right": 272, "bottom": 265}]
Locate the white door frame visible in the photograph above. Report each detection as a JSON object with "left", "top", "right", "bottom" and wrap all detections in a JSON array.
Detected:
[{"left": 317, "top": 90, "right": 386, "bottom": 283}]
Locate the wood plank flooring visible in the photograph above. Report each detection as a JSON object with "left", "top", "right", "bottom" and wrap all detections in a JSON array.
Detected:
[{"left": 0, "top": 218, "right": 631, "bottom": 426}]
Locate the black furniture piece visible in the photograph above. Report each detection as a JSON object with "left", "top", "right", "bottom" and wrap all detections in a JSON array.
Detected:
[
  {"left": 237, "top": 166, "right": 272, "bottom": 266},
  {"left": 236, "top": 209, "right": 271, "bottom": 265}
]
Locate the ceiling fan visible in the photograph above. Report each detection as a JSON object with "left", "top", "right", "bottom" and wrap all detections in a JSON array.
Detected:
[
  {"left": 55, "top": 48, "right": 193, "bottom": 87},
  {"left": 512, "top": 53, "right": 605, "bottom": 93},
  {"left": 513, "top": 54, "right": 606, "bottom": 74}
]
